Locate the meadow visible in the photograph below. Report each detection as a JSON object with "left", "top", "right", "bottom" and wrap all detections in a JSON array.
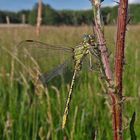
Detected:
[{"left": 0, "top": 25, "right": 140, "bottom": 139}]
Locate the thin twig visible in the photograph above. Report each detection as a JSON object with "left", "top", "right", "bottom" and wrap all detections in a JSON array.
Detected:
[{"left": 36, "top": 0, "right": 42, "bottom": 36}]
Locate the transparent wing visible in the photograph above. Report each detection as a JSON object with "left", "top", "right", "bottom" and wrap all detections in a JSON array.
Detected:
[
  {"left": 17, "top": 40, "right": 73, "bottom": 52},
  {"left": 40, "top": 59, "right": 73, "bottom": 86},
  {"left": 15, "top": 40, "right": 74, "bottom": 83}
]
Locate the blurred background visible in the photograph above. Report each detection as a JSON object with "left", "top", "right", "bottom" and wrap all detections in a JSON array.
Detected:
[
  {"left": 0, "top": 0, "right": 140, "bottom": 140},
  {"left": 0, "top": 0, "right": 140, "bottom": 26}
]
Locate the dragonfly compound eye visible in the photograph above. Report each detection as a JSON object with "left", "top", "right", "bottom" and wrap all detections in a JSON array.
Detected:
[{"left": 83, "top": 34, "right": 90, "bottom": 42}]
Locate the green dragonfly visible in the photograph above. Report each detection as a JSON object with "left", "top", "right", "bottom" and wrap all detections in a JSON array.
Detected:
[{"left": 17, "top": 34, "right": 102, "bottom": 129}]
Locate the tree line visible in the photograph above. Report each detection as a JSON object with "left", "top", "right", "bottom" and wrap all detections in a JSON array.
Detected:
[{"left": 0, "top": 3, "right": 140, "bottom": 25}]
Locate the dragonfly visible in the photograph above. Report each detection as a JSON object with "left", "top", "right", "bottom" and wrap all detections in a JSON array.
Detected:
[{"left": 17, "top": 34, "right": 102, "bottom": 129}]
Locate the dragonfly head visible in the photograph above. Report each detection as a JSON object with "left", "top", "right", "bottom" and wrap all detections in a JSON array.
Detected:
[{"left": 83, "top": 34, "right": 96, "bottom": 46}]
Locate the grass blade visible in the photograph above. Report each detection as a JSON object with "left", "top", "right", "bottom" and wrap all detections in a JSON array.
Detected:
[{"left": 130, "top": 112, "right": 137, "bottom": 140}]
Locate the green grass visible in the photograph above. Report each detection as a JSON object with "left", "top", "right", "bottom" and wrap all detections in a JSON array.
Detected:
[{"left": 0, "top": 25, "right": 140, "bottom": 140}]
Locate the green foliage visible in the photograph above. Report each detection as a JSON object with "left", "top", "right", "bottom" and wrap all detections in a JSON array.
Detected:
[
  {"left": 0, "top": 26, "right": 140, "bottom": 139},
  {"left": 0, "top": 4, "right": 140, "bottom": 25},
  {"left": 59, "top": 10, "right": 93, "bottom": 25},
  {"left": 28, "top": 3, "right": 60, "bottom": 25},
  {"left": 17, "top": 10, "right": 30, "bottom": 24},
  {"left": 28, "top": 4, "right": 38, "bottom": 25},
  {"left": 130, "top": 112, "right": 137, "bottom": 140},
  {"left": 42, "top": 4, "right": 60, "bottom": 25},
  {"left": 0, "top": 10, "right": 30, "bottom": 23},
  {"left": 129, "top": 4, "right": 140, "bottom": 24},
  {"left": 0, "top": 11, "right": 5, "bottom": 23}
]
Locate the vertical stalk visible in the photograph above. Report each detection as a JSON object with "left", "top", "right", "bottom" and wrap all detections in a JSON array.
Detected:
[
  {"left": 91, "top": 0, "right": 127, "bottom": 139},
  {"left": 114, "top": 0, "right": 128, "bottom": 139},
  {"left": 36, "top": 0, "right": 42, "bottom": 36},
  {"left": 21, "top": 14, "right": 26, "bottom": 24},
  {"left": 6, "top": 16, "right": 10, "bottom": 25},
  {"left": 92, "top": 0, "right": 113, "bottom": 81}
]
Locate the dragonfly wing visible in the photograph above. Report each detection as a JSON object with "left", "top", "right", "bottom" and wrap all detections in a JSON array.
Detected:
[
  {"left": 40, "top": 59, "right": 72, "bottom": 86},
  {"left": 17, "top": 40, "right": 73, "bottom": 52},
  {"left": 16, "top": 40, "right": 73, "bottom": 74}
]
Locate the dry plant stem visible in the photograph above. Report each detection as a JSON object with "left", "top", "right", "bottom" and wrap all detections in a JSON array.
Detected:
[
  {"left": 6, "top": 16, "right": 10, "bottom": 24},
  {"left": 92, "top": 0, "right": 121, "bottom": 140},
  {"left": 36, "top": 0, "right": 42, "bottom": 36},
  {"left": 114, "top": 0, "right": 128, "bottom": 139},
  {"left": 92, "top": 0, "right": 112, "bottom": 81}
]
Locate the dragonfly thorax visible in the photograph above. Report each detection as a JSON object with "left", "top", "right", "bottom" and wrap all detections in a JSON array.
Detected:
[
  {"left": 83, "top": 34, "right": 96, "bottom": 46},
  {"left": 73, "top": 42, "right": 90, "bottom": 71}
]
